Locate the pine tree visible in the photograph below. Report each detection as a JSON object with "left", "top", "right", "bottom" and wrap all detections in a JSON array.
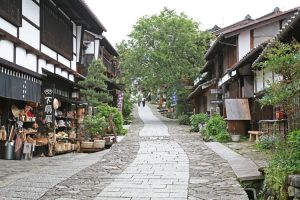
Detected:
[{"left": 79, "top": 59, "right": 112, "bottom": 106}]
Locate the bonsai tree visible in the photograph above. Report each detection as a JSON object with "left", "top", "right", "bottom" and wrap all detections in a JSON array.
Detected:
[
  {"left": 79, "top": 59, "right": 112, "bottom": 106},
  {"left": 83, "top": 115, "right": 107, "bottom": 138}
]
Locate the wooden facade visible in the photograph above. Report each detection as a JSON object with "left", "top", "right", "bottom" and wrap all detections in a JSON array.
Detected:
[
  {"left": 0, "top": 0, "right": 120, "bottom": 157},
  {"left": 187, "top": 7, "right": 298, "bottom": 136}
]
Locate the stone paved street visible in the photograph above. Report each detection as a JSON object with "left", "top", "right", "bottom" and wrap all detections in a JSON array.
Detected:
[{"left": 0, "top": 104, "right": 249, "bottom": 199}]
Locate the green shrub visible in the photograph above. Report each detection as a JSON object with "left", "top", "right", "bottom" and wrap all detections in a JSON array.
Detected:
[
  {"left": 190, "top": 113, "right": 209, "bottom": 132},
  {"left": 178, "top": 114, "right": 190, "bottom": 125},
  {"left": 83, "top": 115, "right": 107, "bottom": 136},
  {"left": 257, "top": 135, "right": 278, "bottom": 150},
  {"left": 206, "top": 114, "right": 227, "bottom": 136},
  {"left": 265, "top": 131, "right": 300, "bottom": 199},
  {"left": 206, "top": 114, "right": 230, "bottom": 142},
  {"left": 175, "top": 103, "right": 185, "bottom": 117},
  {"left": 287, "top": 130, "right": 300, "bottom": 148},
  {"left": 123, "top": 92, "right": 134, "bottom": 120},
  {"left": 214, "top": 132, "right": 231, "bottom": 142},
  {"left": 96, "top": 103, "right": 126, "bottom": 135}
]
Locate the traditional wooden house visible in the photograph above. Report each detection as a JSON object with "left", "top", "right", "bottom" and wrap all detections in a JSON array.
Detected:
[
  {"left": 187, "top": 7, "right": 298, "bottom": 136},
  {"left": 253, "top": 9, "right": 300, "bottom": 133},
  {"left": 0, "top": 0, "right": 109, "bottom": 156}
]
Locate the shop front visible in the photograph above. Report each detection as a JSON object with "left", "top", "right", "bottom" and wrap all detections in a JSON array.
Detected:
[
  {"left": 0, "top": 65, "right": 42, "bottom": 159},
  {"left": 41, "top": 69, "right": 86, "bottom": 156}
]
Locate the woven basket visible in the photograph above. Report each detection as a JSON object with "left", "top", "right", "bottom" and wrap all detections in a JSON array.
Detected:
[
  {"left": 81, "top": 141, "right": 93, "bottom": 148},
  {"left": 55, "top": 143, "right": 64, "bottom": 152},
  {"left": 93, "top": 140, "right": 105, "bottom": 149}
]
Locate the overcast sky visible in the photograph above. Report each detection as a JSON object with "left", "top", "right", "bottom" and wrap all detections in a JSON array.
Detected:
[{"left": 85, "top": 0, "right": 299, "bottom": 47}]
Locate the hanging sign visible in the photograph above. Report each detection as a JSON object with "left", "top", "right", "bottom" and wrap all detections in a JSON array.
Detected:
[
  {"left": 43, "top": 88, "right": 54, "bottom": 123},
  {"left": 210, "top": 100, "right": 223, "bottom": 104},
  {"left": 117, "top": 91, "right": 124, "bottom": 112},
  {"left": 210, "top": 89, "right": 223, "bottom": 94}
]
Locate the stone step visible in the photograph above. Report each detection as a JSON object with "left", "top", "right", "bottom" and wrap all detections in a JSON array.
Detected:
[{"left": 205, "top": 142, "right": 264, "bottom": 182}]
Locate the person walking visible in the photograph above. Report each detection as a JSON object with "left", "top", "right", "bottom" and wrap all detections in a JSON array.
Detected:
[
  {"left": 142, "top": 97, "right": 146, "bottom": 107},
  {"left": 137, "top": 95, "right": 142, "bottom": 107}
]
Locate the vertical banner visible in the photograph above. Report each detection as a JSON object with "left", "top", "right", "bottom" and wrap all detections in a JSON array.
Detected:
[
  {"left": 117, "top": 91, "right": 124, "bottom": 112},
  {"left": 43, "top": 88, "right": 54, "bottom": 124},
  {"left": 171, "top": 91, "right": 177, "bottom": 106}
]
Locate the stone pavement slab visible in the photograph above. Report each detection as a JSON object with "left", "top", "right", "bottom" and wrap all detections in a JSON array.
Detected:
[
  {"left": 205, "top": 142, "right": 264, "bottom": 181},
  {"left": 138, "top": 105, "right": 169, "bottom": 137}
]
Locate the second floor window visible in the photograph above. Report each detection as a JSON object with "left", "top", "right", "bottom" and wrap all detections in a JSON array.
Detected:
[
  {"left": 40, "top": 0, "right": 73, "bottom": 60},
  {"left": 0, "top": 0, "right": 21, "bottom": 26}
]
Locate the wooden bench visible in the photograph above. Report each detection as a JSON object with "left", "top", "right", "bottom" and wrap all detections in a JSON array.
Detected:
[{"left": 248, "top": 131, "right": 265, "bottom": 142}]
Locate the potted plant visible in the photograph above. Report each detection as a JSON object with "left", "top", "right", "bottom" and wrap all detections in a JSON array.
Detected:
[
  {"left": 231, "top": 128, "right": 240, "bottom": 142},
  {"left": 166, "top": 99, "right": 171, "bottom": 112},
  {"left": 83, "top": 115, "right": 107, "bottom": 140}
]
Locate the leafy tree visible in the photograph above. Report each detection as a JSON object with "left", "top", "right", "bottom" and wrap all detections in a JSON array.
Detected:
[
  {"left": 79, "top": 60, "right": 112, "bottom": 106},
  {"left": 257, "top": 40, "right": 300, "bottom": 109},
  {"left": 117, "top": 8, "right": 212, "bottom": 109}
]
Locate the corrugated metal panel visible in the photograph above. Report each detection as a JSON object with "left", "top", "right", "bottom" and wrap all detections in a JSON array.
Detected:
[{"left": 225, "top": 99, "right": 251, "bottom": 120}]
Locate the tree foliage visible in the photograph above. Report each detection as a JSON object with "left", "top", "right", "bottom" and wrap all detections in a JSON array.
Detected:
[
  {"left": 117, "top": 8, "right": 212, "bottom": 94},
  {"left": 257, "top": 40, "right": 300, "bottom": 107},
  {"left": 79, "top": 60, "right": 112, "bottom": 106}
]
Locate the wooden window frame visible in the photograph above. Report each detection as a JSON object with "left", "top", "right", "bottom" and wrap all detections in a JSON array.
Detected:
[
  {"left": 40, "top": 0, "right": 73, "bottom": 60},
  {"left": 0, "top": 0, "right": 22, "bottom": 27}
]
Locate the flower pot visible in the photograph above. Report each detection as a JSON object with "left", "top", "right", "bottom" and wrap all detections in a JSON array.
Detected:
[
  {"left": 93, "top": 140, "right": 105, "bottom": 149},
  {"left": 275, "top": 111, "right": 285, "bottom": 120},
  {"left": 231, "top": 134, "right": 240, "bottom": 142}
]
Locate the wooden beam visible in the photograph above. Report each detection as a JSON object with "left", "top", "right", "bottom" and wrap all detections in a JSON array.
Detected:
[{"left": 0, "top": 28, "right": 78, "bottom": 76}]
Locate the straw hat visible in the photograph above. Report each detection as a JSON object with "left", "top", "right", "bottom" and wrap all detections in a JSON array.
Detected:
[
  {"left": 53, "top": 98, "right": 60, "bottom": 110},
  {"left": 11, "top": 105, "right": 21, "bottom": 118}
]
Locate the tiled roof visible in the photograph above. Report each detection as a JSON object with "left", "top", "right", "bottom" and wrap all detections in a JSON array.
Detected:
[
  {"left": 186, "top": 78, "right": 216, "bottom": 101},
  {"left": 253, "top": 8, "right": 300, "bottom": 66},
  {"left": 216, "top": 7, "right": 299, "bottom": 36},
  {"left": 214, "top": 17, "right": 254, "bottom": 35},
  {"left": 205, "top": 7, "right": 299, "bottom": 61}
]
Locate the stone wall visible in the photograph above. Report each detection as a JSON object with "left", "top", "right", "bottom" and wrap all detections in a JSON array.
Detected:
[{"left": 288, "top": 175, "right": 300, "bottom": 200}]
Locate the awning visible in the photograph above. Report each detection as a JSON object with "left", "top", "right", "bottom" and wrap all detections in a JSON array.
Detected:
[
  {"left": 0, "top": 66, "right": 42, "bottom": 103},
  {"left": 42, "top": 69, "right": 84, "bottom": 89},
  {"left": 186, "top": 78, "right": 216, "bottom": 101}
]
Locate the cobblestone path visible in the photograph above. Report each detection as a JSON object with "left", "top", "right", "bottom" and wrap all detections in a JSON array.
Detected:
[{"left": 95, "top": 105, "right": 189, "bottom": 199}]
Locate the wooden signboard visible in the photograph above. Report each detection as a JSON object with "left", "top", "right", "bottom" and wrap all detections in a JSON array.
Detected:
[
  {"left": 210, "top": 89, "right": 223, "bottom": 94},
  {"left": 225, "top": 99, "right": 251, "bottom": 120},
  {"left": 211, "top": 100, "right": 223, "bottom": 104}
]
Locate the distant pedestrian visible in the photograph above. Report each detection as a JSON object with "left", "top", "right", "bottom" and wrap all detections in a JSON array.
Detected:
[
  {"left": 137, "top": 95, "right": 142, "bottom": 107},
  {"left": 142, "top": 97, "right": 146, "bottom": 107}
]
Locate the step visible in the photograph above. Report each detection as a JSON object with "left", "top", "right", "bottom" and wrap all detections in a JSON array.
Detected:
[{"left": 205, "top": 142, "right": 264, "bottom": 182}]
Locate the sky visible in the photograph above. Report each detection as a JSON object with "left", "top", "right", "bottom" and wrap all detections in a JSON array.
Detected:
[{"left": 85, "top": 0, "right": 300, "bottom": 47}]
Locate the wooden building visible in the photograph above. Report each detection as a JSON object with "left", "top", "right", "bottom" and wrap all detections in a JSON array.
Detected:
[
  {"left": 0, "top": 0, "right": 117, "bottom": 157},
  {"left": 253, "top": 9, "right": 300, "bottom": 132},
  {"left": 187, "top": 7, "right": 298, "bottom": 136}
]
